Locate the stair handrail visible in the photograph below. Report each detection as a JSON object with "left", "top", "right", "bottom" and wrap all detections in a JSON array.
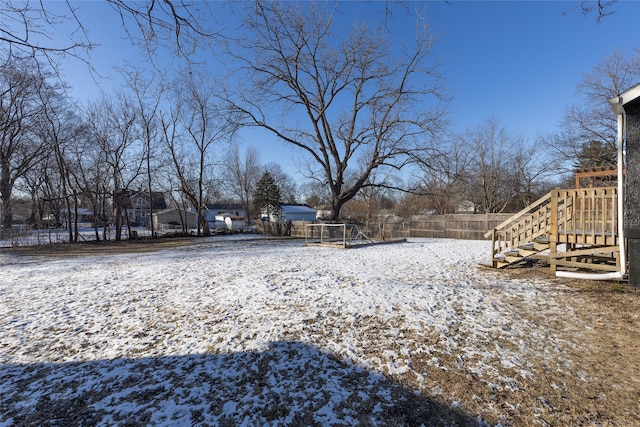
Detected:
[{"left": 483, "top": 192, "right": 553, "bottom": 239}]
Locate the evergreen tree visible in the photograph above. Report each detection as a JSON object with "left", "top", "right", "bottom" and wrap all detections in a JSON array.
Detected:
[
  {"left": 574, "top": 140, "right": 616, "bottom": 170},
  {"left": 253, "top": 171, "right": 281, "bottom": 218}
]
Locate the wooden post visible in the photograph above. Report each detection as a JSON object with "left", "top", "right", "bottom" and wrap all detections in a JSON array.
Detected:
[
  {"left": 491, "top": 228, "right": 497, "bottom": 268},
  {"left": 549, "top": 190, "right": 558, "bottom": 273},
  {"left": 343, "top": 223, "right": 347, "bottom": 248}
]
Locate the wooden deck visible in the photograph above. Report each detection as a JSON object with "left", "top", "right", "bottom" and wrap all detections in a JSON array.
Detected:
[{"left": 485, "top": 187, "right": 620, "bottom": 273}]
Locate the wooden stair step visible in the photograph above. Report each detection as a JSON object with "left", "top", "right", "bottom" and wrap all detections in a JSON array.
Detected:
[
  {"left": 532, "top": 242, "right": 550, "bottom": 251},
  {"left": 517, "top": 249, "right": 539, "bottom": 257},
  {"left": 533, "top": 236, "right": 550, "bottom": 244}
]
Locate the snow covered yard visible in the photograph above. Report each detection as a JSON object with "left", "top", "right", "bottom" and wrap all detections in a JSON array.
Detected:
[{"left": 1, "top": 237, "right": 639, "bottom": 426}]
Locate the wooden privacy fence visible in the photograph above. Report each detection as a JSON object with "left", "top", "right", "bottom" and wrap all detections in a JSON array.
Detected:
[
  {"left": 261, "top": 214, "right": 513, "bottom": 240},
  {"left": 393, "top": 214, "right": 513, "bottom": 240}
]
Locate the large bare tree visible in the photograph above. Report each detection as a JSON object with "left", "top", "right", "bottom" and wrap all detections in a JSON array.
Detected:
[
  {"left": 34, "top": 90, "right": 82, "bottom": 242},
  {"left": 123, "top": 67, "right": 163, "bottom": 237},
  {"left": 161, "top": 68, "right": 238, "bottom": 236},
  {"left": 412, "top": 134, "right": 472, "bottom": 215},
  {"left": 463, "top": 118, "right": 521, "bottom": 214},
  {"left": 66, "top": 122, "right": 112, "bottom": 242},
  {"left": 86, "top": 94, "right": 143, "bottom": 241},
  {"left": 548, "top": 49, "right": 640, "bottom": 171},
  {"left": 1, "top": 1, "right": 218, "bottom": 69},
  {"left": 0, "top": 56, "right": 52, "bottom": 231},
  {"left": 226, "top": 1, "right": 447, "bottom": 220}
]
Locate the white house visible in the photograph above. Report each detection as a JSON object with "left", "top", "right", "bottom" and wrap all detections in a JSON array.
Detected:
[
  {"left": 118, "top": 190, "right": 167, "bottom": 227},
  {"left": 204, "top": 203, "right": 246, "bottom": 222},
  {"left": 262, "top": 204, "right": 317, "bottom": 222}
]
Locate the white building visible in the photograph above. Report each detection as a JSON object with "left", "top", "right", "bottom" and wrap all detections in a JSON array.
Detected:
[{"left": 262, "top": 204, "right": 317, "bottom": 222}]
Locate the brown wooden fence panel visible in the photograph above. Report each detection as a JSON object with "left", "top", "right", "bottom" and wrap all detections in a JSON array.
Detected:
[
  {"left": 260, "top": 214, "right": 513, "bottom": 240},
  {"left": 406, "top": 214, "right": 513, "bottom": 241}
]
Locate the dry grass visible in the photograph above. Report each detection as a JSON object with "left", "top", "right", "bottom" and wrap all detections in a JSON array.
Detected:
[
  {"left": 1, "top": 236, "right": 200, "bottom": 256},
  {"left": 398, "top": 267, "right": 640, "bottom": 426},
  {"left": 4, "top": 240, "right": 639, "bottom": 426}
]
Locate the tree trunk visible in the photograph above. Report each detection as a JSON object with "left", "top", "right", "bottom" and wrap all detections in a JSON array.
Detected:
[
  {"left": 72, "top": 198, "right": 79, "bottom": 243},
  {"left": 1, "top": 173, "right": 13, "bottom": 231},
  {"left": 199, "top": 212, "right": 210, "bottom": 236},
  {"left": 114, "top": 203, "right": 123, "bottom": 241},
  {"left": 330, "top": 198, "right": 344, "bottom": 221}
]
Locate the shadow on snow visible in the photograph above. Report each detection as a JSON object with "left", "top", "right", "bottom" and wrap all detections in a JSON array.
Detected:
[{"left": 1, "top": 341, "right": 481, "bottom": 426}]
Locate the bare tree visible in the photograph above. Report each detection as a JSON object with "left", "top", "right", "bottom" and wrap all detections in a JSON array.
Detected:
[
  {"left": 299, "top": 180, "right": 331, "bottom": 209},
  {"left": 413, "top": 135, "right": 471, "bottom": 214},
  {"left": 161, "top": 68, "right": 237, "bottom": 236},
  {"left": 123, "top": 67, "right": 163, "bottom": 237},
  {"left": 565, "top": 0, "right": 619, "bottom": 22},
  {"left": 223, "top": 145, "right": 262, "bottom": 223},
  {"left": 0, "top": 2, "right": 93, "bottom": 69},
  {"left": 463, "top": 118, "right": 521, "bottom": 214},
  {"left": 511, "top": 141, "right": 562, "bottom": 209},
  {"left": 226, "top": 1, "right": 447, "bottom": 220},
  {"left": 0, "top": 56, "right": 52, "bottom": 231},
  {"left": 18, "top": 153, "right": 61, "bottom": 239},
  {"left": 36, "top": 90, "right": 83, "bottom": 241},
  {"left": 106, "top": 1, "right": 219, "bottom": 60},
  {"left": 1, "top": 1, "right": 218, "bottom": 70},
  {"left": 86, "top": 94, "right": 143, "bottom": 241},
  {"left": 66, "top": 122, "right": 111, "bottom": 241},
  {"left": 548, "top": 49, "right": 640, "bottom": 171}
]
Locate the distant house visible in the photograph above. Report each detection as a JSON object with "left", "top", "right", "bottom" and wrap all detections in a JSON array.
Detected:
[
  {"left": 204, "top": 203, "right": 246, "bottom": 222},
  {"left": 455, "top": 201, "right": 477, "bottom": 214},
  {"left": 118, "top": 190, "right": 167, "bottom": 227},
  {"left": 262, "top": 204, "right": 317, "bottom": 222},
  {"left": 61, "top": 208, "right": 96, "bottom": 225},
  {"left": 152, "top": 208, "right": 198, "bottom": 231}
]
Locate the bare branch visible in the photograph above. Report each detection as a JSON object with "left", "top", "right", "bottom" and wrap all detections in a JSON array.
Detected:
[
  {"left": 564, "top": 0, "right": 618, "bottom": 22},
  {"left": 225, "top": 1, "right": 447, "bottom": 219}
]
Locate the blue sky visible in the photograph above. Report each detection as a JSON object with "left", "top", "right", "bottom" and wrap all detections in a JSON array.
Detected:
[
  {"left": 425, "top": 0, "right": 639, "bottom": 137},
  {"left": 53, "top": 1, "right": 640, "bottom": 178}
]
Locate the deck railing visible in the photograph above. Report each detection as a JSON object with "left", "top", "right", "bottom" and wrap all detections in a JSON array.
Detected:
[
  {"left": 554, "top": 188, "right": 618, "bottom": 246},
  {"left": 484, "top": 192, "right": 553, "bottom": 262},
  {"left": 486, "top": 187, "right": 619, "bottom": 269}
]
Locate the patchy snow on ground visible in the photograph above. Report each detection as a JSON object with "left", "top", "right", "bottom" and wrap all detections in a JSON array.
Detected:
[{"left": 0, "top": 238, "right": 579, "bottom": 425}]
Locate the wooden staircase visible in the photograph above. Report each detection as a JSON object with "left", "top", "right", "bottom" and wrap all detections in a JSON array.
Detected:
[{"left": 485, "top": 187, "right": 621, "bottom": 272}]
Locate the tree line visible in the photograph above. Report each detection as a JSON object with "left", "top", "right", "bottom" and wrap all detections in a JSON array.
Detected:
[{"left": 1, "top": 1, "right": 638, "bottom": 240}]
